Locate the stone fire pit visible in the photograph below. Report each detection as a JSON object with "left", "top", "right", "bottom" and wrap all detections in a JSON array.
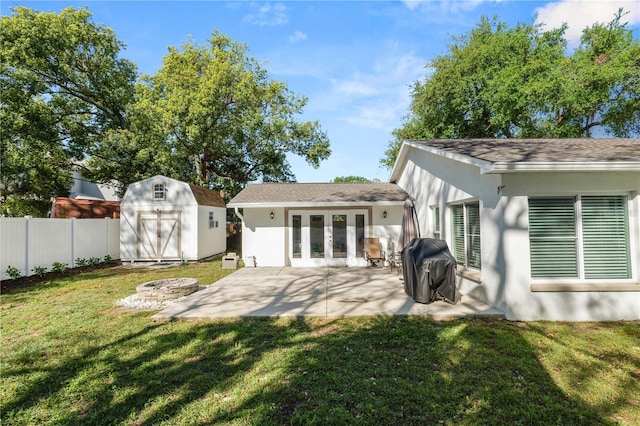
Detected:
[{"left": 135, "top": 278, "right": 199, "bottom": 301}]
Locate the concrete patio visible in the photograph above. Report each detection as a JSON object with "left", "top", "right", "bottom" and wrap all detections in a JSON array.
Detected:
[{"left": 153, "top": 267, "right": 504, "bottom": 320}]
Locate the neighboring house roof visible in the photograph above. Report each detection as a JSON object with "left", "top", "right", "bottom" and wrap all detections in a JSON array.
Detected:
[
  {"left": 228, "top": 182, "right": 410, "bottom": 208},
  {"left": 51, "top": 197, "right": 120, "bottom": 219},
  {"left": 391, "top": 138, "right": 640, "bottom": 180}
]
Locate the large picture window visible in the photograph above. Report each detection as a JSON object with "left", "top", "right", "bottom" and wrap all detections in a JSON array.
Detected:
[
  {"left": 528, "top": 196, "right": 631, "bottom": 279},
  {"left": 451, "top": 202, "right": 481, "bottom": 269}
]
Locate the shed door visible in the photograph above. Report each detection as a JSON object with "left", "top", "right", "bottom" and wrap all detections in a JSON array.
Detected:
[{"left": 137, "top": 210, "right": 182, "bottom": 260}]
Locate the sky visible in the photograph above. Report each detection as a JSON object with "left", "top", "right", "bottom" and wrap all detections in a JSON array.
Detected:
[{"left": 2, "top": 0, "right": 639, "bottom": 183}]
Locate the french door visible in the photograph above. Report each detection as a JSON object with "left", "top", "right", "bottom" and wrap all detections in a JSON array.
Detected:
[{"left": 289, "top": 210, "right": 368, "bottom": 266}]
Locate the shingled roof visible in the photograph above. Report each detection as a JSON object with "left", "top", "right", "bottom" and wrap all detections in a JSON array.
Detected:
[
  {"left": 228, "top": 182, "right": 409, "bottom": 207},
  {"left": 406, "top": 138, "right": 640, "bottom": 163}
]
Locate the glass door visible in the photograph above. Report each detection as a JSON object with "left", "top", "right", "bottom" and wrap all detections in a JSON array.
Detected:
[{"left": 288, "top": 210, "right": 369, "bottom": 266}]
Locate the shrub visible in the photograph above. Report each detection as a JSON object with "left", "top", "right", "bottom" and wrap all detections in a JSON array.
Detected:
[
  {"left": 76, "top": 258, "right": 88, "bottom": 267},
  {"left": 103, "top": 255, "right": 113, "bottom": 264},
  {"left": 5, "top": 266, "right": 21, "bottom": 280},
  {"left": 51, "top": 262, "right": 68, "bottom": 274},
  {"left": 88, "top": 257, "right": 101, "bottom": 266},
  {"left": 32, "top": 266, "right": 48, "bottom": 277}
]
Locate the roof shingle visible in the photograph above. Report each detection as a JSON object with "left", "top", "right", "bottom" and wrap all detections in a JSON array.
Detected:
[
  {"left": 408, "top": 138, "right": 640, "bottom": 163},
  {"left": 228, "top": 182, "right": 409, "bottom": 206}
]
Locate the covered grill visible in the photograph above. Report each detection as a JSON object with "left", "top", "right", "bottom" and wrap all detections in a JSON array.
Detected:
[{"left": 401, "top": 238, "right": 460, "bottom": 304}]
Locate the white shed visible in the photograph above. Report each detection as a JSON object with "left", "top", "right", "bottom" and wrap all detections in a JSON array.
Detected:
[{"left": 120, "top": 175, "right": 226, "bottom": 262}]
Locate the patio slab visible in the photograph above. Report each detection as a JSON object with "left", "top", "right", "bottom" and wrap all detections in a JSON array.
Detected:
[{"left": 152, "top": 267, "right": 505, "bottom": 320}]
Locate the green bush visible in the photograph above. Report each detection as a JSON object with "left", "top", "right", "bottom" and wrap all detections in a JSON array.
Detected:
[
  {"left": 5, "top": 266, "right": 21, "bottom": 280},
  {"left": 75, "top": 258, "right": 88, "bottom": 267},
  {"left": 32, "top": 266, "right": 47, "bottom": 277},
  {"left": 51, "top": 262, "right": 68, "bottom": 273}
]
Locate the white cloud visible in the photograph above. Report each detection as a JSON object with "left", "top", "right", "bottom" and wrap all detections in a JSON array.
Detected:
[
  {"left": 243, "top": 3, "right": 288, "bottom": 26},
  {"left": 289, "top": 30, "right": 307, "bottom": 43},
  {"left": 535, "top": 0, "right": 640, "bottom": 47}
]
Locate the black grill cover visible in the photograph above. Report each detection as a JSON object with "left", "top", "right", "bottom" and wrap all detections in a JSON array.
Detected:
[{"left": 401, "top": 238, "right": 459, "bottom": 304}]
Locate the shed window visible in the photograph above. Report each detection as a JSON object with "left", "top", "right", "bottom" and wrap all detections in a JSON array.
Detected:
[
  {"left": 451, "top": 202, "right": 481, "bottom": 269},
  {"left": 528, "top": 195, "right": 630, "bottom": 279},
  {"left": 209, "top": 211, "right": 215, "bottom": 228},
  {"left": 153, "top": 184, "right": 166, "bottom": 200}
]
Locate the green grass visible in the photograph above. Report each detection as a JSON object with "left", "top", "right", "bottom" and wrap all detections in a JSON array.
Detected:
[{"left": 1, "top": 261, "right": 639, "bottom": 425}]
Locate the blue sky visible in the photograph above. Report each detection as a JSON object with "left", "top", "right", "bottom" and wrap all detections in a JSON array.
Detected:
[{"left": 3, "top": 1, "right": 639, "bottom": 183}]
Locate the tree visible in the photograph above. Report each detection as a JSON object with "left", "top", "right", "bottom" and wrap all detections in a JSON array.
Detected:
[
  {"left": 332, "top": 176, "right": 370, "bottom": 183},
  {"left": 92, "top": 32, "right": 330, "bottom": 200},
  {"left": 0, "top": 7, "right": 137, "bottom": 216},
  {"left": 381, "top": 10, "right": 640, "bottom": 169}
]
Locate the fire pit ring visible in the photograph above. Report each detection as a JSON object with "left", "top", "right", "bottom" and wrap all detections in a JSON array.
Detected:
[{"left": 135, "top": 278, "right": 199, "bottom": 301}]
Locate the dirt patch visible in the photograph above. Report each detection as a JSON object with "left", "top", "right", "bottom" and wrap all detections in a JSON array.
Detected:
[{"left": 1, "top": 263, "right": 118, "bottom": 294}]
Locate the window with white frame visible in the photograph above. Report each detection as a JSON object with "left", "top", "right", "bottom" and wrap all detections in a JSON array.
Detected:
[
  {"left": 209, "top": 211, "right": 215, "bottom": 228},
  {"left": 528, "top": 195, "right": 631, "bottom": 279},
  {"left": 432, "top": 205, "right": 440, "bottom": 239},
  {"left": 153, "top": 183, "right": 166, "bottom": 200},
  {"left": 451, "top": 202, "right": 481, "bottom": 268}
]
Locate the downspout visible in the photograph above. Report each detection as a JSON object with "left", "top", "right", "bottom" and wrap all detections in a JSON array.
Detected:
[{"left": 233, "top": 207, "right": 244, "bottom": 222}]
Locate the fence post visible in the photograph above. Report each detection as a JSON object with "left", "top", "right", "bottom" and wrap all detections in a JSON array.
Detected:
[
  {"left": 71, "top": 217, "right": 75, "bottom": 268},
  {"left": 105, "top": 217, "right": 110, "bottom": 258},
  {"left": 24, "top": 216, "right": 30, "bottom": 277}
]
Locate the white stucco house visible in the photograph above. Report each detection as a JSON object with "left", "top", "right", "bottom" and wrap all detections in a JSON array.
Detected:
[
  {"left": 390, "top": 138, "right": 640, "bottom": 321},
  {"left": 227, "top": 182, "right": 409, "bottom": 267},
  {"left": 227, "top": 138, "right": 639, "bottom": 321},
  {"left": 120, "top": 175, "right": 226, "bottom": 262}
]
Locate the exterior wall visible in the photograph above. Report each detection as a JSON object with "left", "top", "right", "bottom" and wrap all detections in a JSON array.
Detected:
[
  {"left": 499, "top": 171, "right": 640, "bottom": 321},
  {"left": 372, "top": 205, "right": 403, "bottom": 254},
  {"left": 241, "top": 207, "right": 286, "bottom": 267},
  {"left": 397, "top": 147, "right": 640, "bottom": 321},
  {"left": 0, "top": 217, "right": 119, "bottom": 279},
  {"left": 396, "top": 150, "right": 504, "bottom": 306},
  {"left": 197, "top": 205, "right": 227, "bottom": 259}
]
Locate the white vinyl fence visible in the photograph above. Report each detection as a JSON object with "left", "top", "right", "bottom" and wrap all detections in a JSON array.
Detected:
[{"left": 0, "top": 217, "right": 120, "bottom": 280}]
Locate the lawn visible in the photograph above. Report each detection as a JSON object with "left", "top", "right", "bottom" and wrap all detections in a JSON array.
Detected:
[{"left": 1, "top": 261, "right": 638, "bottom": 425}]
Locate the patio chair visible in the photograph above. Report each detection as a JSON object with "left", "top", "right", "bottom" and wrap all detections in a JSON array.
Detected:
[
  {"left": 386, "top": 240, "right": 402, "bottom": 274},
  {"left": 364, "top": 237, "right": 385, "bottom": 267}
]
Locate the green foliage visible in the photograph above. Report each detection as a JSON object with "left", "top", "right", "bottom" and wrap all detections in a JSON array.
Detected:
[
  {"left": 75, "top": 258, "right": 88, "bottom": 267},
  {"left": 5, "top": 266, "right": 21, "bottom": 280},
  {"left": 103, "top": 255, "right": 114, "bottom": 264},
  {"left": 381, "top": 9, "right": 640, "bottom": 168},
  {"left": 102, "top": 31, "right": 331, "bottom": 201},
  {"left": 32, "top": 266, "right": 47, "bottom": 277},
  {"left": 51, "top": 262, "right": 68, "bottom": 274},
  {"left": 88, "top": 257, "right": 101, "bottom": 266},
  {"left": 0, "top": 6, "right": 137, "bottom": 215},
  {"left": 332, "top": 176, "right": 370, "bottom": 183}
]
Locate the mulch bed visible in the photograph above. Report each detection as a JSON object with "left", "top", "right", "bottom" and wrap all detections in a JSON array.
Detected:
[{"left": 1, "top": 263, "right": 118, "bottom": 294}]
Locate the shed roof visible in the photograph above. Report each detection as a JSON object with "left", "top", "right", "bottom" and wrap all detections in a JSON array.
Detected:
[
  {"left": 188, "top": 183, "right": 226, "bottom": 208},
  {"left": 391, "top": 138, "right": 640, "bottom": 179},
  {"left": 228, "top": 182, "right": 409, "bottom": 207}
]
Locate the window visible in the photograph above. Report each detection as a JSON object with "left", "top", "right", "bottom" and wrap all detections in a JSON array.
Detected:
[
  {"left": 355, "top": 214, "right": 365, "bottom": 258},
  {"left": 451, "top": 202, "right": 481, "bottom": 268},
  {"left": 153, "top": 183, "right": 166, "bottom": 200},
  {"left": 209, "top": 211, "right": 215, "bottom": 229},
  {"left": 528, "top": 196, "right": 630, "bottom": 279},
  {"left": 432, "top": 206, "right": 440, "bottom": 239},
  {"left": 292, "top": 215, "right": 302, "bottom": 258}
]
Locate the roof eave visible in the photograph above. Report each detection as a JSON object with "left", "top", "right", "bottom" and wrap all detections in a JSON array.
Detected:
[
  {"left": 390, "top": 140, "right": 494, "bottom": 181},
  {"left": 482, "top": 161, "right": 640, "bottom": 174}
]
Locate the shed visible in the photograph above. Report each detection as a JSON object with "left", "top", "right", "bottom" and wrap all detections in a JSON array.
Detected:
[{"left": 120, "top": 175, "right": 226, "bottom": 262}]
